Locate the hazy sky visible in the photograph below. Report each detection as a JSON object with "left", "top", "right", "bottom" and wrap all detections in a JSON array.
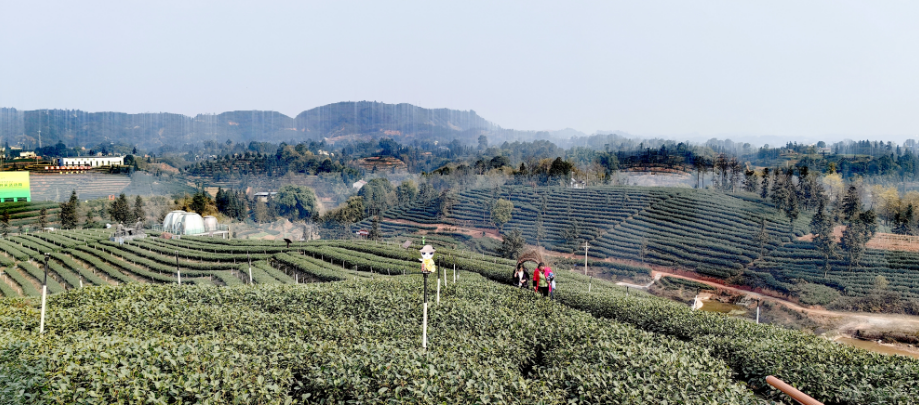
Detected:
[{"left": 2, "top": 1, "right": 918, "bottom": 143}]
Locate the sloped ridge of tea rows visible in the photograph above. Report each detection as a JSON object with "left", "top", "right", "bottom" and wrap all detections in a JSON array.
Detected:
[
  {"left": 591, "top": 190, "right": 804, "bottom": 278},
  {"left": 748, "top": 240, "right": 919, "bottom": 299},
  {"left": 380, "top": 186, "right": 806, "bottom": 271}
]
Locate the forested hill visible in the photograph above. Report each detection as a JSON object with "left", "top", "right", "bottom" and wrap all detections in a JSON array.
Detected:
[{"left": 0, "top": 102, "right": 498, "bottom": 151}]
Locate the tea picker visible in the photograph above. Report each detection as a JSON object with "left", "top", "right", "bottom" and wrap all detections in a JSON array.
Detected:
[{"left": 419, "top": 244, "right": 436, "bottom": 350}]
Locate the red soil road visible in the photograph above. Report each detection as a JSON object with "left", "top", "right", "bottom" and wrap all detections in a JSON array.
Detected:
[{"left": 384, "top": 218, "right": 503, "bottom": 240}]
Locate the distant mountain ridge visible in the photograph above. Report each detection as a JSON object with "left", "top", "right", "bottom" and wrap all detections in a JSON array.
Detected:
[{"left": 0, "top": 102, "right": 502, "bottom": 151}]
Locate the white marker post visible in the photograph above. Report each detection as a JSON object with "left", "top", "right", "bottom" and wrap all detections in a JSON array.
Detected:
[
  {"left": 174, "top": 251, "right": 181, "bottom": 285},
  {"left": 453, "top": 263, "right": 456, "bottom": 284},
  {"left": 422, "top": 269, "right": 429, "bottom": 350},
  {"left": 247, "top": 253, "right": 253, "bottom": 284},
  {"left": 39, "top": 254, "right": 49, "bottom": 335},
  {"left": 582, "top": 242, "right": 591, "bottom": 275},
  {"left": 588, "top": 276, "right": 592, "bottom": 293},
  {"left": 757, "top": 305, "right": 760, "bottom": 324}
]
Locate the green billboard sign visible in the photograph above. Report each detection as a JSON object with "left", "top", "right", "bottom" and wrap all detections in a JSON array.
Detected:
[{"left": 0, "top": 172, "right": 31, "bottom": 202}]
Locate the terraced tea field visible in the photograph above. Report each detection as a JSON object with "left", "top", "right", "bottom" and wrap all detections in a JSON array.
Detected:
[
  {"left": 0, "top": 201, "right": 61, "bottom": 230},
  {"left": 1, "top": 235, "right": 917, "bottom": 404},
  {"left": 379, "top": 186, "right": 805, "bottom": 272},
  {"left": 380, "top": 186, "right": 919, "bottom": 302}
]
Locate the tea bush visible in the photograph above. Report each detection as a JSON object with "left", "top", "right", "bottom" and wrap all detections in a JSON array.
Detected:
[{"left": 0, "top": 275, "right": 765, "bottom": 404}]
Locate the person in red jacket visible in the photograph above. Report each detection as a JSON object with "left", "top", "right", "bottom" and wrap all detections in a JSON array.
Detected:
[{"left": 534, "top": 262, "right": 551, "bottom": 297}]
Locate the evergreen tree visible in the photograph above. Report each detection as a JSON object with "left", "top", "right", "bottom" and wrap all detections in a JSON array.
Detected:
[
  {"left": 639, "top": 237, "right": 649, "bottom": 264},
  {"left": 760, "top": 168, "right": 770, "bottom": 199},
  {"left": 742, "top": 169, "right": 759, "bottom": 193},
  {"left": 59, "top": 190, "right": 80, "bottom": 229},
  {"left": 497, "top": 228, "right": 526, "bottom": 260},
  {"left": 215, "top": 188, "right": 228, "bottom": 213},
  {"left": 233, "top": 191, "right": 248, "bottom": 221},
  {"left": 368, "top": 215, "right": 382, "bottom": 241},
  {"left": 108, "top": 193, "right": 131, "bottom": 223},
  {"left": 784, "top": 190, "right": 800, "bottom": 232},
  {"left": 190, "top": 192, "right": 211, "bottom": 215},
  {"left": 0, "top": 209, "right": 9, "bottom": 237},
  {"left": 83, "top": 209, "right": 96, "bottom": 229},
  {"left": 810, "top": 200, "right": 837, "bottom": 277},
  {"left": 38, "top": 208, "right": 48, "bottom": 230},
  {"left": 840, "top": 210, "right": 875, "bottom": 270},
  {"left": 133, "top": 196, "right": 145, "bottom": 224},
  {"left": 755, "top": 218, "right": 770, "bottom": 258},
  {"left": 893, "top": 204, "right": 915, "bottom": 235},
  {"left": 535, "top": 213, "right": 547, "bottom": 248},
  {"left": 841, "top": 186, "right": 862, "bottom": 222},
  {"left": 771, "top": 169, "right": 790, "bottom": 210},
  {"left": 841, "top": 219, "right": 867, "bottom": 270}
]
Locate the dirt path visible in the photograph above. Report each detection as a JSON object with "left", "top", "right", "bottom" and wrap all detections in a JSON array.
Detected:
[
  {"left": 384, "top": 218, "right": 503, "bottom": 240},
  {"left": 539, "top": 247, "right": 919, "bottom": 340}
]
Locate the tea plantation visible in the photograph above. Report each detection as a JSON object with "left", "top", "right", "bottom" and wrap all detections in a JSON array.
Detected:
[
  {"left": 0, "top": 201, "right": 61, "bottom": 231},
  {"left": 1, "top": 233, "right": 918, "bottom": 404},
  {"left": 377, "top": 185, "right": 919, "bottom": 302}
]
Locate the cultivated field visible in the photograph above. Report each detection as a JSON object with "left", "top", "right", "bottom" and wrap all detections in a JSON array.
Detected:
[
  {"left": 379, "top": 186, "right": 919, "bottom": 302},
  {"left": 0, "top": 233, "right": 917, "bottom": 404}
]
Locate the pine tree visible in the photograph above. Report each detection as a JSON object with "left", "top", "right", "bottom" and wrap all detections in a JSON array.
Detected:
[
  {"left": 841, "top": 186, "right": 862, "bottom": 222},
  {"left": 59, "top": 190, "right": 80, "bottom": 229},
  {"left": 497, "top": 229, "right": 526, "bottom": 260},
  {"left": 784, "top": 191, "right": 800, "bottom": 232},
  {"left": 811, "top": 200, "right": 837, "bottom": 277},
  {"left": 108, "top": 194, "right": 131, "bottom": 223},
  {"left": 133, "top": 196, "right": 145, "bottom": 224},
  {"left": 639, "top": 237, "right": 649, "bottom": 264},
  {"left": 760, "top": 168, "right": 770, "bottom": 199},
  {"left": 893, "top": 204, "right": 915, "bottom": 235},
  {"left": 369, "top": 215, "right": 381, "bottom": 241},
  {"left": 755, "top": 218, "right": 770, "bottom": 258},
  {"left": 215, "top": 188, "right": 228, "bottom": 213},
  {"left": 771, "top": 169, "right": 790, "bottom": 210},
  {"left": 535, "top": 213, "right": 547, "bottom": 248},
  {"left": 83, "top": 209, "right": 96, "bottom": 229},
  {"left": 0, "top": 209, "right": 9, "bottom": 237},
  {"left": 841, "top": 219, "right": 867, "bottom": 270},
  {"left": 38, "top": 208, "right": 48, "bottom": 230},
  {"left": 743, "top": 169, "right": 759, "bottom": 193}
]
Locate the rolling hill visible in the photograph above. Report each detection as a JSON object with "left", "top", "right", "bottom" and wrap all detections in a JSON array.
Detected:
[
  {"left": 376, "top": 185, "right": 919, "bottom": 303},
  {"left": 0, "top": 102, "right": 498, "bottom": 151}
]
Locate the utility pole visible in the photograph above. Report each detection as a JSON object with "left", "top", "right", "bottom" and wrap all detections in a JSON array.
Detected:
[{"left": 581, "top": 241, "right": 591, "bottom": 275}]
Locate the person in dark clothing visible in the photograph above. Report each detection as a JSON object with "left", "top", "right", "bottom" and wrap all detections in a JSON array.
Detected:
[{"left": 513, "top": 263, "right": 526, "bottom": 288}]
